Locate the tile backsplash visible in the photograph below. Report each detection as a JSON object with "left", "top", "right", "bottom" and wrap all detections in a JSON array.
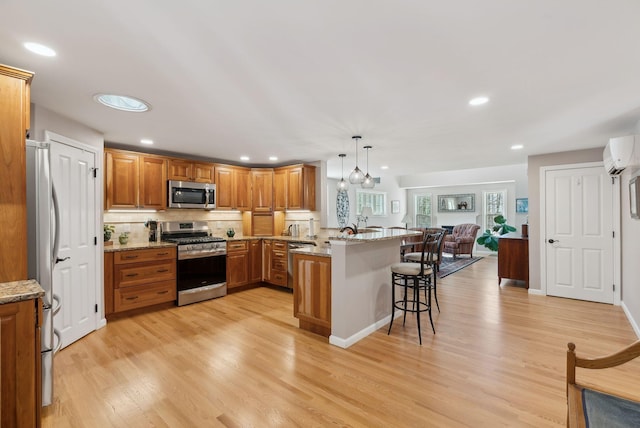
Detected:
[{"left": 103, "top": 210, "right": 320, "bottom": 243}]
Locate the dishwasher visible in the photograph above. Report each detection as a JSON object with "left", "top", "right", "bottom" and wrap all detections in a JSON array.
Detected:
[{"left": 287, "top": 242, "right": 316, "bottom": 288}]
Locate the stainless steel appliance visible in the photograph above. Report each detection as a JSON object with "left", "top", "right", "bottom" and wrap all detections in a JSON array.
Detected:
[
  {"left": 287, "top": 242, "right": 316, "bottom": 287},
  {"left": 26, "top": 140, "right": 62, "bottom": 407},
  {"left": 161, "top": 221, "right": 227, "bottom": 305},
  {"left": 168, "top": 180, "right": 216, "bottom": 209}
]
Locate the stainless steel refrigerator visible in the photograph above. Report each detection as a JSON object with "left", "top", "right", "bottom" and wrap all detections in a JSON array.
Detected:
[{"left": 26, "top": 140, "right": 62, "bottom": 407}]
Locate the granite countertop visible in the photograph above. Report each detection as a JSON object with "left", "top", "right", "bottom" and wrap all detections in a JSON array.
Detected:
[
  {"left": 227, "top": 235, "right": 321, "bottom": 245},
  {"left": 328, "top": 228, "right": 421, "bottom": 243},
  {"left": 289, "top": 246, "right": 331, "bottom": 258},
  {"left": 0, "top": 279, "right": 45, "bottom": 304},
  {"left": 104, "top": 241, "right": 177, "bottom": 253}
]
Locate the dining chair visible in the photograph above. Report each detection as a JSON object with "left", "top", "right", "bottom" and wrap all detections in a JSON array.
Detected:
[{"left": 403, "top": 229, "right": 446, "bottom": 311}]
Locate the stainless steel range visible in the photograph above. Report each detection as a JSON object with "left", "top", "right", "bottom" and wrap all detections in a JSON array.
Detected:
[{"left": 161, "top": 221, "right": 227, "bottom": 306}]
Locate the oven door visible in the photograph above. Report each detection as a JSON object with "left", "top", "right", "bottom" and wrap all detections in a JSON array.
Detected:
[{"left": 177, "top": 254, "right": 226, "bottom": 291}]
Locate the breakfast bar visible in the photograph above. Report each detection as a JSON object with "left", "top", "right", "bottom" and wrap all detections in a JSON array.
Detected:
[{"left": 327, "top": 228, "right": 421, "bottom": 348}]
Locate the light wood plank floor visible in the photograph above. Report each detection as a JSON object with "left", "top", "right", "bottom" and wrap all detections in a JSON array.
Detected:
[{"left": 42, "top": 255, "right": 639, "bottom": 427}]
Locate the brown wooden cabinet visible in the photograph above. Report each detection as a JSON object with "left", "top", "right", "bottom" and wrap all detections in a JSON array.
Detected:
[
  {"left": 249, "top": 240, "right": 262, "bottom": 284},
  {"left": 262, "top": 240, "right": 272, "bottom": 282},
  {"left": 498, "top": 233, "right": 529, "bottom": 288},
  {"left": 226, "top": 240, "right": 249, "bottom": 289},
  {"left": 274, "top": 165, "right": 316, "bottom": 211},
  {"left": 251, "top": 169, "right": 273, "bottom": 212},
  {"left": 215, "top": 165, "right": 252, "bottom": 211},
  {"left": 293, "top": 253, "right": 331, "bottom": 337},
  {"left": 0, "top": 65, "right": 33, "bottom": 282},
  {"left": 0, "top": 297, "right": 41, "bottom": 427},
  {"left": 168, "top": 158, "right": 214, "bottom": 183},
  {"left": 268, "top": 240, "right": 288, "bottom": 287},
  {"left": 105, "top": 247, "right": 177, "bottom": 315},
  {"left": 105, "top": 149, "right": 167, "bottom": 210}
]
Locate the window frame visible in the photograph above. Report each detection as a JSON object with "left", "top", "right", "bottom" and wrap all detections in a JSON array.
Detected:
[{"left": 355, "top": 189, "right": 387, "bottom": 216}]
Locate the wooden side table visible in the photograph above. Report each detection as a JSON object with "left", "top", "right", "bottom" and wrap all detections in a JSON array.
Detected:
[{"left": 498, "top": 232, "right": 529, "bottom": 288}]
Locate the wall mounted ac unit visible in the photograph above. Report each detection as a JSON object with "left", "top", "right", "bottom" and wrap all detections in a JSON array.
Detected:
[{"left": 603, "top": 135, "right": 638, "bottom": 175}]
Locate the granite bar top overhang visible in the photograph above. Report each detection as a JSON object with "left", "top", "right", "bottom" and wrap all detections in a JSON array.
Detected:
[
  {"left": 0, "top": 279, "right": 45, "bottom": 304},
  {"left": 328, "top": 228, "right": 421, "bottom": 244}
]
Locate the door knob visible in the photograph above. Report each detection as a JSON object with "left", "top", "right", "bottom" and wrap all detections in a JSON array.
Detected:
[
  {"left": 548, "top": 239, "right": 558, "bottom": 244},
  {"left": 55, "top": 256, "right": 70, "bottom": 264}
]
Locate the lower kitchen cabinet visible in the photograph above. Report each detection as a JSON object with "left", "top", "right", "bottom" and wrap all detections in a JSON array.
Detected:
[
  {"left": 104, "top": 247, "right": 177, "bottom": 316},
  {"left": 293, "top": 253, "right": 331, "bottom": 337},
  {"left": 0, "top": 297, "right": 41, "bottom": 428},
  {"left": 249, "top": 240, "right": 262, "bottom": 284},
  {"left": 227, "top": 240, "right": 262, "bottom": 290},
  {"left": 268, "top": 240, "right": 288, "bottom": 287}
]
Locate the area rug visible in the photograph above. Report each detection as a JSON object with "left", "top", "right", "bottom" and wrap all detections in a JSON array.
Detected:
[{"left": 438, "top": 256, "right": 483, "bottom": 278}]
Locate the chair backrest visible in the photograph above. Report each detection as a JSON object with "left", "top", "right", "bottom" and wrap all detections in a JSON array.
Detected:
[
  {"left": 417, "top": 231, "right": 445, "bottom": 268},
  {"left": 452, "top": 223, "right": 481, "bottom": 238}
]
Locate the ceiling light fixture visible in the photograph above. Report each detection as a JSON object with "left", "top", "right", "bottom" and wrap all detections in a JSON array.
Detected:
[
  {"left": 381, "top": 165, "right": 389, "bottom": 170},
  {"left": 348, "top": 135, "right": 365, "bottom": 184},
  {"left": 24, "top": 42, "right": 56, "bottom": 57},
  {"left": 511, "top": 144, "right": 524, "bottom": 150},
  {"left": 361, "top": 145, "right": 375, "bottom": 189},
  {"left": 140, "top": 139, "right": 153, "bottom": 145},
  {"left": 269, "top": 156, "right": 278, "bottom": 161},
  {"left": 336, "top": 153, "right": 349, "bottom": 191},
  {"left": 240, "top": 156, "right": 250, "bottom": 161},
  {"left": 94, "top": 94, "right": 150, "bottom": 112},
  {"left": 469, "top": 96, "right": 490, "bottom": 106}
]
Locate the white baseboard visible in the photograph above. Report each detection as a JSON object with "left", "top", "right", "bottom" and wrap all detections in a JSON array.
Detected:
[
  {"left": 621, "top": 301, "right": 640, "bottom": 339},
  {"left": 97, "top": 317, "right": 107, "bottom": 329},
  {"left": 528, "top": 288, "right": 545, "bottom": 296},
  {"left": 329, "top": 311, "right": 401, "bottom": 348}
]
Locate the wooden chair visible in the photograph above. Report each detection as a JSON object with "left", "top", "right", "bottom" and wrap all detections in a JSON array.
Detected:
[
  {"left": 566, "top": 340, "right": 640, "bottom": 427},
  {"left": 403, "top": 229, "right": 446, "bottom": 311}
]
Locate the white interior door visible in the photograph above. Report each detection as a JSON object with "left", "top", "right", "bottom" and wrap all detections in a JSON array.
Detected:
[
  {"left": 50, "top": 139, "right": 98, "bottom": 348},
  {"left": 544, "top": 165, "right": 614, "bottom": 303}
]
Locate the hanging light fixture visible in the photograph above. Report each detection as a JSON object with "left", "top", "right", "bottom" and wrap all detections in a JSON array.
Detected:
[
  {"left": 348, "top": 135, "right": 365, "bottom": 184},
  {"left": 336, "top": 153, "right": 349, "bottom": 190},
  {"left": 361, "top": 145, "right": 375, "bottom": 189}
]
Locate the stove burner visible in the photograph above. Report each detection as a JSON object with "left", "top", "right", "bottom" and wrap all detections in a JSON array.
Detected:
[{"left": 163, "top": 236, "right": 225, "bottom": 245}]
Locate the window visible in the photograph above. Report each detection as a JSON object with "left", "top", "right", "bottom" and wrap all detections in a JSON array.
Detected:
[
  {"left": 483, "top": 190, "right": 506, "bottom": 232},
  {"left": 356, "top": 190, "right": 387, "bottom": 216},
  {"left": 414, "top": 194, "right": 432, "bottom": 227}
]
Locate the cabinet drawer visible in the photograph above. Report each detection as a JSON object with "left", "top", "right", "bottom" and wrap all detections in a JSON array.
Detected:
[
  {"left": 272, "top": 250, "right": 287, "bottom": 261},
  {"left": 114, "top": 280, "right": 176, "bottom": 312},
  {"left": 272, "top": 259, "right": 287, "bottom": 272},
  {"left": 114, "top": 260, "right": 176, "bottom": 288},
  {"left": 114, "top": 247, "right": 176, "bottom": 264},
  {"left": 271, "top": 271, "right": 287, "bottom": 287},
  {"left": 272, "top": 241, "right": 287, "bottom": 251},
  {"left": 227, "top": 241, "right": 248, "bottom": 252}
]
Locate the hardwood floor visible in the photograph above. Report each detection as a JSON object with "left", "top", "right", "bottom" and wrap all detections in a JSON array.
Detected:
[{"left": 42, "top": 255, "right": 639, "bottom": 427}]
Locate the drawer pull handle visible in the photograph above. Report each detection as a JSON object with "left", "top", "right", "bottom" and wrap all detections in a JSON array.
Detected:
[
  {"left": 156, "top": 269, "right": 169, "bottom": 273},
  {"left": 157, "top": 290, "right": 169, "bottom": 295},
  {"left": 125, "top": 296, "right": 139, "bottom": 300},
  {"left": 157, "top": 252, "right": 170, "bottom": 256},
  {"left": 125, "top": 273, "right": 139, "bottom": 277},
  {"left": 124, "top": 255, "right": 139, "bottom": 260}
]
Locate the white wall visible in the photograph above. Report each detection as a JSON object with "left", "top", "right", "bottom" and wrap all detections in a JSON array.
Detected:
[
  {"left": 620, "top": 167, "right": 640, "bottom": 336},
  {"left": 30, "top": 104, "right": 104, "bottom": 149},
  {"left": 326, "top": 177, "right": 407, "bottom": 228}
]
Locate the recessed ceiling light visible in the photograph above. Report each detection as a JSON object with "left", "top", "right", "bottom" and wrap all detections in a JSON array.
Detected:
[
  {"left": 24, "top": 42, "right": 56, "bottom": 57},
  {"left": 469, "top": 96, "right": 490, "bottom": 106},
  {"left": 140, "top": 139, "right": 153, "bottom": 145},
  {"left": 511, "top": 144, "right": 524, "bottom": 150},
  {"left": 269, "top": 156, "right": 278, "bottom": 161},
  {"left": 240, "top": 156, "right": 250, "bottom": 161},
  {"left": 94, "top": 94, "right": 150, "bottom": 112},
  {"left": 380, "top": 165, "right": 389, "bottom": 170}
]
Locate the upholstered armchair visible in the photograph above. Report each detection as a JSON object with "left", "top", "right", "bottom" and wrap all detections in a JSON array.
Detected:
[{"left": 442, "top": 224, "right": 481, "bottom": 259}]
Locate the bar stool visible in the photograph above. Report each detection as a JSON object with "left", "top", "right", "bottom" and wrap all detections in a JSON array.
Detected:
[
  {"left": 403, "top": 230, "right": 445, "bottom": 311},
  {"left": 388, "top": 232, "right": 439, "bottom": 344}
]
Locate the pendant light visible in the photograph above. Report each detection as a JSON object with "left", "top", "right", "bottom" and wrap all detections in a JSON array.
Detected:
[
  {"left": 348, "top": 135, "right": 365, "bottom": 184},
  {"left": 336, "top": 153, "right": 349, "bottom": 190},
  {"left": 361, "top": 145, "right": 375, "bottom": 189}
]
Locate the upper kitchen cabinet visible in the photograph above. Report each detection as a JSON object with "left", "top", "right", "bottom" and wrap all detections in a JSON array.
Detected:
[
  {"left": 274, "top": 165, "right": 316, "bottom": 211},
  {"left": 105, "top": 149, "right": 167, "bottom": 210},
  {"left": 0, "top": 64, "right": 33, "bottom": 282},
  {"left": 215, "top": 165, "right": 251, "bottom": 211},
  {"left": 168, "top": 158, "right": 214, "bottom": 183},
  {"left": 251, "top": 168, "right": 273, "bottom": 212}
]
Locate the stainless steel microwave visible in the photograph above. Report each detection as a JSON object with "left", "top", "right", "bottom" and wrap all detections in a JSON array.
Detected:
[{"left": 168, "top": 180, "right": 216, "bottom": 209}]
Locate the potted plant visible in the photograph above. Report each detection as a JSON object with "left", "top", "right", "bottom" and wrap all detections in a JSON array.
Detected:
[
  {"left": 118, "top": 231, "right": 130, "bottom": 245},
  {"left": 476, "top": 215, "right": 516, "bottom": 251},
  {"left": 104, "top": 224, "right": 116, "bottom": 244}
]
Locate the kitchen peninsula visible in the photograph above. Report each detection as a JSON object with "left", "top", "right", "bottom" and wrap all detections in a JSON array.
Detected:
[{"left": 292, "top": 228, "right": 421, "bottom": 348}]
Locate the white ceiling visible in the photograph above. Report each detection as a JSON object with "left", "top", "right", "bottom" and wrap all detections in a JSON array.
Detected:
[{"left": 3, "top": 1, "right": 640, "bottom": 181}]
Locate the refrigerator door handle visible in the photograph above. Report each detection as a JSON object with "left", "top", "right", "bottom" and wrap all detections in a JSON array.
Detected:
[
  {"left": 52, "top": 182, "right": 61, "bottom": 265},
  {"left": 52, "top": 294, "right": 61, "bottom": 316},
  {"left": 53, "top": 329, "right": 62, "bottom": 354}
]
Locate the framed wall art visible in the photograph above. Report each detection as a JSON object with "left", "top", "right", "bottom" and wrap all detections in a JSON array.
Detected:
[{"left": 516, "top": 198, "right": 528, "bottom": 213}]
